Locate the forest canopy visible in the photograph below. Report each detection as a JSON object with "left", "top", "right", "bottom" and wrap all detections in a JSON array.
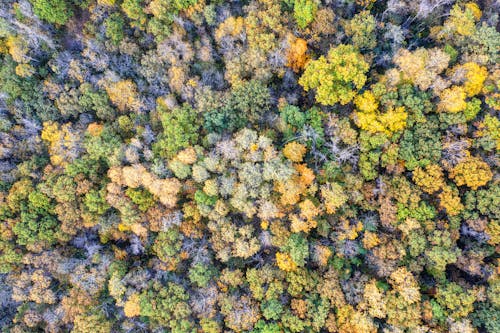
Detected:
[{"left": 0, "top": 0, "right": 499, "bottom": 332}]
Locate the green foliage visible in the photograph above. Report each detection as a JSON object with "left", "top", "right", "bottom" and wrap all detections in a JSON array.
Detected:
[
  {"left": 0, "top": 241, "right": 23, "bottom": 273},
  {"left": 204, "top": 80, "right": 271, "bottom": 133},
  {"left": 13, "top": 202, "right": 59, "bottom": 247},
  {"left": 399, "top": 116, "right": 442, "bottom": 170},
  {"left": 188, "top": 263, "right": 216, "bottom": 287},
  {"left": 79, "top": 83, "right": 116, "bottom": 121},
  {"left": 139, "top": 281, "right": 192, "bottom": 329},
  {"left": 31, "top": 0, "right": 73, "bottom": 25},
  {"left": 344, "top": 11, "right": 377, "bottom": 50},
  {"left": 282, "top": 233, "right": 309, "bottom": 268},
  {"left": 154, "top": 104, "right": 200, "bottom": 159},
  {"left": 125, "top": 188, "right": 155, "bottom": 212},
  {"left": 472, "top": 302, "right": 500, "bottom": 333},
  {"left": 152, "top": 228, "right": 183, "bottom": 263},
  {"left": 194, "top": 190, "right": 217, "bottom": 207},
  {"left": 84, "top": 188, "right": 110, "bottom": 215},
  {"left": 84, "top": 125, "right": 122, "bottom": 166},
  {"left": 105, "top": 13, "right": 125, "bottom": 46},
  {"left": 260, "top": 299, "right": 284, "bottom": 320},
  {"left": 436, "top": 282, "right": 477, "bottom": 319},
  {"left": 293, "top": 0, "right": 318, "bottom": 29}
]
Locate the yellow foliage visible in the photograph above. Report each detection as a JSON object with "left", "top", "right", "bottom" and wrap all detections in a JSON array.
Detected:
[
  {"left": 356, "top": 106, "right": 407, "bottom": 135},
  {"left": 389, "top": 267, "right": 421, "bottom": 304},
  {"left": 321, "top": 183, "right": 348, "bottom": 214},
  {"left": 412, "top": 164, "right": 445, "bottom": 194},
  {"left": 290, "top": 214, "right": 317, "bottom": 233},
  {"left": 362, "top": 280, "right": 386, "bottom": 318},
  {"left": 459, "top": 62, "right": 488, "bottom": 97},
  {"left": 276, "top": 252, "right": 297, "bottom": 272},
  {"left": 299, "top": 199, "right": 321, "bottom": 221},
  {"left": 336, "top": 305, "right": 377, "bottom": 333},
  {"left": 15, "top": 63, "right": 34, "bottom": 77},
  {"left": 486, "top": 220, "right": 500, "bottom": 246},
  {"left": 394, "top": 48, "right": 450, "bottom": 91},
  {"left": 87, "top": 123, "right": 104, "bottom": 137},
  {"left": 450, "top": 156, "right": 493, "bottom": 190},
  {"left": 260, "top": 220, "right": 269, "bottom": 230},
  {"left": 338, "top": 219, "right": 363, "bottom": 241},
  {"left": 466, "top": 2, "right": 482, "bottom": 20},
  {"left": 286, "top": 37, "right": 309, "bottom": 72},
  {"left": 276, "top": 164, "right": 315, "bottom": 206},
  {"left": 276, "top": 178, "right": 303, "bottom": 206},
  {"left": 283, "top": 141, "right": 307, "bottom": 162},
  {"left": 362, "top": 231, "right": 380, "bottom": 250},
  {"left": 41, "top": 121, "right": 62, "bottom": 144},
  {"left": 295, "top": 163, "right": 315, "bottom": 187},
  {"left": 124, "top": 293, "right": 141, "bottom": 317},
  {"left": 106, "top": 80, "right": 140, "bottom": 112},
  {"left": 442, "top": 3, "right": 481, "bottom": 37},
  {"left": 97, "top": 0, "right": 116, "bottom": 5},
  {"left": 6, "top": 35, "right": 29, "bottom": 63},
  {"left": 438, "top": 186, "right": 464, "bottom": 216},
  {"left": 354, "top": 90, "right": 378, "bottom": 113},
  {"left": 41, "top": 121, "right": 77, "bottom": 166},
  {"left": 215, "top": 16, "right": 245, "bottom": 41},
  {"left": 439, "top": 86, "right": 467, "bottom": 113}
]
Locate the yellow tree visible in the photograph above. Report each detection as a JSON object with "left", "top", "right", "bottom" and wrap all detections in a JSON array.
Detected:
[
  {"left": 299, "top": 44, "right": 369, "bottom": 105},
  {"left": 321, "top": 182, "right": 348, "bottom": 214},
  {"left": 412, "top": 164, "right": 445, "bottom": 194},
  {"left": 286, "top": 37, "right": 309, "bottom": 72},
  {"left": 283, "top": 141, "right": 307, "bottom": 162},
  {"left": 105, "top": 79, "right": 141, "bottom": 112},
  {"left": 450, "top": 156, "right": 493, "bottom": 190}
]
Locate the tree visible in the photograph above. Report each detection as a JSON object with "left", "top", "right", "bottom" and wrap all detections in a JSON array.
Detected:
[
  {"left": 354, "top": 91, "right": 408, "bottom": 135},
  {"left": 343, "top": 11, "right": 377, "bottom": 50},
  {"left": 139, "top": 281, "right": 192, "bottom": 330},
  {"left": 412, "top": 164, "right": 445, "bottom": 194},
  {"left": 283, "top": 141, "right": 307, "bottom": 162},
  {"left": 105, "top": 80, "right": 141, "bottom": 113},
  {"left": 436, "top": 282, "right": 477, "bottom": 319},
  {"left": 321, "top": 182, "right": 347, "bottom": 214},
  {"left": 154, "top": 103, "right": 200, "bottom": 159},
  {"left": 105, "top": 13, "right": 125, "bottom": 46},
  {"left": 393, "top": 48, "right": 450, "bottom": 91},
  {"left": 438, "top": 86, "right": 467, "bottom": 113},
  {"left": 294, "top": 0, "right": 318, "bottom": 29},
  {"left": 31, "top": 0, "right": 73, "bottom": 25},
  {"left": 450, "top": 156, "right": 492, "bottom": 190},
  {"left": 299, "top": 44, "right": 369, "bottom": 105},
  {"left": 286, "top": 37, "right": 309, "bottom": 72},
  {"left": 204, "top": 80, "right": 271, "bottom": 133}
]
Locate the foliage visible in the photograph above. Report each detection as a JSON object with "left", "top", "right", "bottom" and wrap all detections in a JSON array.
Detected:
[
  {"left": 0, "top": 1, "right": 498, "bottom": 332},
  {"left": 31, "top": 0, "right": 73, "bottom": 25},
  {"left": 299, "top": 44, "right": 369, "bottom": 105}
]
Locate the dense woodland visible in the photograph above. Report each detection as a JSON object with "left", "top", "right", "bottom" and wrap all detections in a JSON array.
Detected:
[{"left": 0, "top": 0, "right": 499, "bottom": 332}]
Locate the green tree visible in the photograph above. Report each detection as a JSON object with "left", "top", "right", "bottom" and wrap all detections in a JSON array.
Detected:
[
  {"left": 188, "top": 263, "right": 216, "bottom": 288},
  {"left": 31, "top": 0, "right": 73, "bottom": 25},
  {"left": 343, "top": 11, "right": 377, "bottom": 50},
  {"left": 154, "top": 103, "right": 200, "bottom": 159},
  {"left": 105, "top": 13, "right": 125, "bottom": 46},
  {"left": 204, "top": 80, "right": 270, "bottom": 133},
  {"left": 294, "top": 0, "right": 318, "bottom": 29}
]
